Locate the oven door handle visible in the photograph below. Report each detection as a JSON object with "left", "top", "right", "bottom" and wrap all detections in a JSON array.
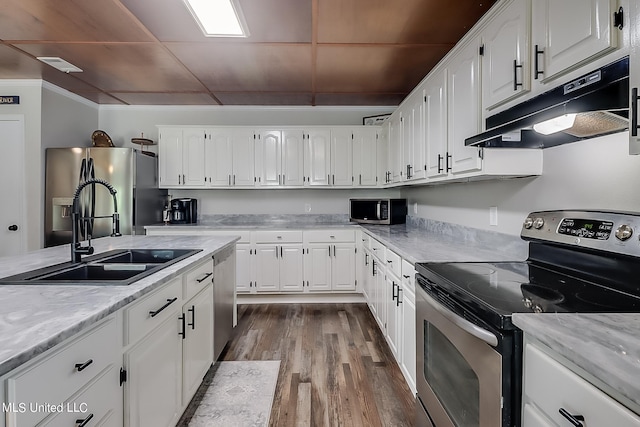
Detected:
[{"left": 422, "top": 289, "right": 499, "bottom": 347}]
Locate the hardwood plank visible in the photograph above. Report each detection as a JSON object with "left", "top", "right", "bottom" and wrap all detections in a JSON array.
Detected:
[{"left": 222, "top": 303, "right": 415, "bottom": 426}]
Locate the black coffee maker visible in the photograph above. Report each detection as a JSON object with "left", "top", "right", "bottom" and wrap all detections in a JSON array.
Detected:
[{"left": 169, "top": 198, "right": 197, "bottom": 224}]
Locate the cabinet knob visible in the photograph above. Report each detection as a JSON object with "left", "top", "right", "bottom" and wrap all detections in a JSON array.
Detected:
[{"left": 7, "top": 224, "right": 18, "bottom": 231}]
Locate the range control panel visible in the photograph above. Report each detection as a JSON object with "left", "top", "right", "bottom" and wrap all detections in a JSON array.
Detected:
[{"left": 521, "top": 210, "right": 640, "bottom": 257}]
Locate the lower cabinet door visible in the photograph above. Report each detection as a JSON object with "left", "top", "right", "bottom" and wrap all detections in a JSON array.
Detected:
[
  {"left": 279, "top": 244, "right": 304, "bottom": 292},
  {"left": 182, "top": 285, "right": 214, "bottom": 406},
  {"left": 235, "top": 244, "right": 254, "bottom": 293},
  {"left": 305, "top": 245, "right": 332, "bottom": 291},
  {"left": 385, "top": 274, "right": 400, "bottom": 358},
  {"left": 331, "top": 243, "right": 356, "bottom": 291},
  {"left": 255, "top": 245, "right": 280, "bottom": 292},
  {"left": 125, "top": 314, "right": 182, "bottom": 427},
  {"left": 400, "top": 282, "right": 416, "bottom": 393}
]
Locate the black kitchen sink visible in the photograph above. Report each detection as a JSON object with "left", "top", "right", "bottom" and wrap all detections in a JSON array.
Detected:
[{"left": 0, "top": 248, "right": 201, "bottom": 286}]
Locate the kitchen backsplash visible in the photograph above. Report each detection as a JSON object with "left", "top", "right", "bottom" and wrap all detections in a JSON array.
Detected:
[{"left": 198, "top": 214, "right": 351, "bottom": 225}]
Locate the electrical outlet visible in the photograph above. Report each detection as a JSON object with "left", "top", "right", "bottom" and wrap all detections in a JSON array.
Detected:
[
  {"left": 489, "top": 206, "right": 498, "bottom": 226},
  {"left": 413, "top": 202, "right": 418, "bottom": 214},
  {"left": 305, "top": 203, "right": 312, "bottom": 213}
]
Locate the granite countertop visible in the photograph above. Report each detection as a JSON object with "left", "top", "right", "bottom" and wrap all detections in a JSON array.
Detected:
[
  {"left": 0, "top": 235, "right": 238, "bottom": 376},
  {"left": 513, "top": 313, "right": 640, "bottom": 415}
]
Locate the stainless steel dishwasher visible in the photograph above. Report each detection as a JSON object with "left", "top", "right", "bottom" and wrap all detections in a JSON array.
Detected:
[{"left": 213, "top": 245, "right": 236, "bottom": 360}]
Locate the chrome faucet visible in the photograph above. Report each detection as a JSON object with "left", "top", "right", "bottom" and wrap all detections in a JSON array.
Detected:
[{"left": 71, "top": 178, "right": 121, "bottom": 263}]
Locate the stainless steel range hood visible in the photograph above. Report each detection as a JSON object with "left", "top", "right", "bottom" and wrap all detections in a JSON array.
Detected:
[{"left": 465, "top": 56, "right": 629, "bottom": 149}]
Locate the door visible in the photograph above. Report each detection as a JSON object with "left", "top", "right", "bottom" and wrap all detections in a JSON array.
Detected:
[
  {"left": 353, "top": 127, "right": 378, "bottom": 186},
  {"left": 281, "top": 129, "right": 304, "bottom": 186},
  {"left": 231, "top": 129, "right": 256, "bottom": 187},
  {"left": 306, "top": 244, "right": 332, "bottom": 291},
  {"left": 533, "top": 0, "right": 616, "bottom": 82},
  {"left": 158, "top": 127, "right": 182, "bottom": 187},
  {"left": 206, "top": 129, "right": 233, "bottom": 187},
  {"left": 235, "top": 243, "right": 254, "bottom": 293},
  {"left": 305, "top": 129, "right": 331, "bottom": 186},
  {"left": 448, "top": 40, "right": 483, "bottom": 174},
  {"left": 0, "top": 117, "right": 25, "bottom": 257},
  {"left": 409, "top": 92, "right": 426, "bottom": 180},
  {"left": 388, "top": 114, "right": 403, "bottom": 182},
  {"left": 482, "top": 0, "right": 530, "bottom": 109},
  {"left": 386, "top": 274, "right": 400, "bottom": 358},
  {"left": 331, "top": 243, "right": 356, "bottom": 291},
  {"left": 255, "top": 130, "right": 281, "bottom": 187},
  {"left": 631, "top": 0, "right": 640, "bottom": 154},
  {"left": 255, "top": 245, "right": 280, "bottom": 291},
  {"left": 182, "top": 128, "right": 206, "bottom": 187},
  {"left": 125, "top": 314, "right": 182, "bottom": 427},
  {"left": 330, "top": 128, "right": 353, "bottom": 186},
  {"left": 426, "top": 69, "right": 448, "bottom": 178},
  {"left": 279, "top": 244, "right": 304, "bottom": 292},
  {"left": 182, "top": 285, "right": 214, "bottom": 406}
]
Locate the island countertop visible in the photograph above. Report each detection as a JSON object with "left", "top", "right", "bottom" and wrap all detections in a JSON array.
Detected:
[{"left": 0, "top": 235, "right": 239, "bottom": 376}]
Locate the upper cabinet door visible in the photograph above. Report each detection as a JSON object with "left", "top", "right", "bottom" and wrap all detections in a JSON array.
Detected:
[
  {"left": 206, "top": 129, "right": 233, "bottom": 187},
  {"left": 425, "top": 69, "right": 448, "bottom": 179},
  {"left": 304, "top": 129, "right": 331, "bottom": 186},
  {"left": 255, "top": 130, "right": 282, "bottom": 187},
  {"left": 282, "top": 129, "right": 304, "bottom": 186},
  {"left": 353, "top": 127, "right": 378, "bottom": 186},
  {"left": 533, "top": 0, "right": 617, "bottom": 83},
  {"left": 482, "top": 0, "right": 531, "bottom": 110},
  {"left": 182, "top": 128, "right": 206, "bottom": 187},
  {"left": 231, "top": 129, "right": 256, "bottom": 187},
  {"left": 330, "top": 128, "right": 354, "bottom": 187},
  {"left": 388, "top": 114, "right": 403, "bottom": 183},
  {"left": 410, "top": 91, "right": 426, "bottom": 180},
  {"left": 448, "top": 40, "right": 482, "bottom": 174},
  {"left": 630, "top": 0, "right": 640, "bottom": 155},
  {"left": 158, "top": 128, "right": 183, "bottom": 187}
]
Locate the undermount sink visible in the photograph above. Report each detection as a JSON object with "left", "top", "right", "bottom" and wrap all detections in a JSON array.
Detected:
[{"left": 0, "top": 248, "right": 202, "bottom": 286}]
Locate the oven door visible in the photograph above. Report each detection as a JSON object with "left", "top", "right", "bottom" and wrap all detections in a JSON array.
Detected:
[{"left": 416, "top": 280, "right": 503, "bottom": 427}]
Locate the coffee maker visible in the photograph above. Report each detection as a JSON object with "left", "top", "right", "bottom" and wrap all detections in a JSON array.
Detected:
[{"left": 169, "top": 198, "right": 197, "bottom": 224}]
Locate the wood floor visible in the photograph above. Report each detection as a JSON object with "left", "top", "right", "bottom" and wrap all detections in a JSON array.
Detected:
[{"left": 221, "top": 303, "right": 416, "bottom": 427}]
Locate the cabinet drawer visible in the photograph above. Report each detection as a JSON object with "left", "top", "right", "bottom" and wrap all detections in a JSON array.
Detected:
[
  {"left": 254, "top": 230, "right": 302, "bottom": 243},
  {"left": 401, "top": 259, "right": 416, "bottom": 288},
  {"left": 183, "top": 258, "right": 213, "bottom": 301},
  {"left": 126, "top": 277, "right": 182, "bottom": 345},
  {"left": 305, "top": 229, "right": 355, "bottom": 243},
  {"left": 369, "top": 238, "right": 385, "bottom": 260},
  {"left": 8, "top": 317, "right": 118, "bottom": 427},
  {"left": 38, "top": 366, "right": 120, "bottom": 427},
  {"left": 524, "top": 344, "right": 640, "bottom": 427},
  {"left": 202, "top": 230, "right": 251, "bottom": 243},
  {"left": 385, "top": 248, "right": 401, "bottom": 278},
  {"left": 360, "top": 232, "right": 370, "bottom": 247}
]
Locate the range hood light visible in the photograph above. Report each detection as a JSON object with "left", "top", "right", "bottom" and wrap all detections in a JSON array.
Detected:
[{"left": 533, "top": 113, "right": 577, "bottom": 135}]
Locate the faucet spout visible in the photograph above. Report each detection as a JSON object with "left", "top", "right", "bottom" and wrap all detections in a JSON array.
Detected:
[{"left": 71, "top": 178, "right": 121, "bottom": 263}]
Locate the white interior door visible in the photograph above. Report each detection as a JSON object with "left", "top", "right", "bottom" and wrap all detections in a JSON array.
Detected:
[{"left": 0, "top": 116, "right": 25, "bottom": 257}]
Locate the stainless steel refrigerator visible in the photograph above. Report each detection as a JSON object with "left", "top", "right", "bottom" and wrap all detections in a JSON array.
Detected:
[{"left": 45, "top": 147, "right": 168, "bottom": 247}]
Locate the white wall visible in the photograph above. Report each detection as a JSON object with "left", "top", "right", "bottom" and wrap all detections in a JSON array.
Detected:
[
  {"left": 402, "top": 132, "right": 640, "bottom": 236},
  {"left": 170, "top": 188, "right": 400, "bottom": 215}
]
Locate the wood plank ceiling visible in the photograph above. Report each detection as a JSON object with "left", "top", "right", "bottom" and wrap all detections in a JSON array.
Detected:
[{"left": 0, "top": 0, "right": 496, "bottom": 106}]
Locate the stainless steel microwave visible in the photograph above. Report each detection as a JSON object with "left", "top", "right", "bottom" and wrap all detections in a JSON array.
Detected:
[{"left": 349, "top": 199, "right": 407, "bottom": 225}]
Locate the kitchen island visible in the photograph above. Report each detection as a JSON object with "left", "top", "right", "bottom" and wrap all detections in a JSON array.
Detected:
[{"left": 0, "top": 234, "right": 238, "bottom": 427}]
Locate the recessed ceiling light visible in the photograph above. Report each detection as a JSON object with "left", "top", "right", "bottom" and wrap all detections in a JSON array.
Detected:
[
  {"left": 36, "top": 57, "right": 83, "bottom": 73},
  {"left": 183, "top": 0, "right": 249, "bottom": 37}
]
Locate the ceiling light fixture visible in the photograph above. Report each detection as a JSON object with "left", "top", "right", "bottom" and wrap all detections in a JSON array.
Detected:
[
  {"left": 183, "top": 0, "right": 249, "bottom": 37},
  {"left": 533, "top": 113, "right": 577, "bottom": 135},
  {"left": 36, "top": 57, "right": 83, "bottom": 73}
]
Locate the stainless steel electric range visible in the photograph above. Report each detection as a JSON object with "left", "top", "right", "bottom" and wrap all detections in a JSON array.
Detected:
[{"left": 415, "top": 210, "right": 640, "bottom": 427}]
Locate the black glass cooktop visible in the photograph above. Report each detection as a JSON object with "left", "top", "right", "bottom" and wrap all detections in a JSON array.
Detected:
[{"left": 416, "top": 261, "right": 640, "bottom": 327}]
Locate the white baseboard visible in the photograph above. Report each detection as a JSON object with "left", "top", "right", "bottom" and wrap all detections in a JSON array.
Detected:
[{"left": 237, "top": 293, "right": 365, "bottom": 305}]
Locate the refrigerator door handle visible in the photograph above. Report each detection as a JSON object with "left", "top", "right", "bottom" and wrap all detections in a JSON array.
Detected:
[
  {"left": 87, "top": 157, "right": 96, "bottom": 237},
  {"left": 78, "top": 158, "right": 87, "bottom": 238}
]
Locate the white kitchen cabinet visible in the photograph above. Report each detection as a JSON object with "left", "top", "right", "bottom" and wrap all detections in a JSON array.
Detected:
[
  {"left": 5, "top": 316, "right": 121, "bottom": 427},
  {"left": 388, "top": 113, "right": 403, "bottom": 183},
  {"left": 401, "top": 90, "right": 426, "bottom": 181},
  {"left": 400, "top": 260, "right": 417, "bottom": 394},
  {"left": 425, "top": 68, "right": 448, "bottom": 179},
  {"left": 630, "top": 0, "right": 640, "bottom": 155},
  {"left": 279, "top": 244, "right": 305, "bottom": 292},
  {"left": 377, "top": 123, "right": 390, "bottom": 185},
  {"left": 182, "top": 284, "right": 214, "bottom": 406},
  {"left": 304, "top": 230, "right": 356, "bottom": 292},
  {"left": 481, "top": 0, "right": 531, "bottom": 110},
  {"left": 255, "top": 245, "right": 281, "bottom": 291},
  {"left": 385, "top": 271, "right": 401, "bottom": 359},
  {"left": 523, "top": 341, "right": 640, "bottom": 427},
  {"left": 206, "top": 128, "right": 255, "bottom": 187},
  {"left": 532, "top": 0, "right": 618, "bottom": 84},
  {"left": 255, "top": 231, "right": 304, "bottom": 292},
  {"left": 330, "top": 128, "right": 354, "bottom": 186},
  {"left": 304, "top": 128, "right": 331, "bottom": 186},
  {"left": 352, "top": 127, "right": 378, "bottom": 186},
  {"left": 235, "top": 243, "right": 255, "bottom": 293},
  {"left": 447, "top": 39, "right": 483, "bottom": 175},
  {"left": 125, "top": 313, "right": 183, "bottom": 427},
  {"left": 158, "top": 127, "right": 206, "bottom": 187},
  {"left": 255, "top": 129, "right": 304, "bottom": 187}
]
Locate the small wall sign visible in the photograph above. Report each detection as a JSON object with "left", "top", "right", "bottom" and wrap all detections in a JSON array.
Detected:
[{"left": 0, "top": 96, "right": 20, "bottom": 105}]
